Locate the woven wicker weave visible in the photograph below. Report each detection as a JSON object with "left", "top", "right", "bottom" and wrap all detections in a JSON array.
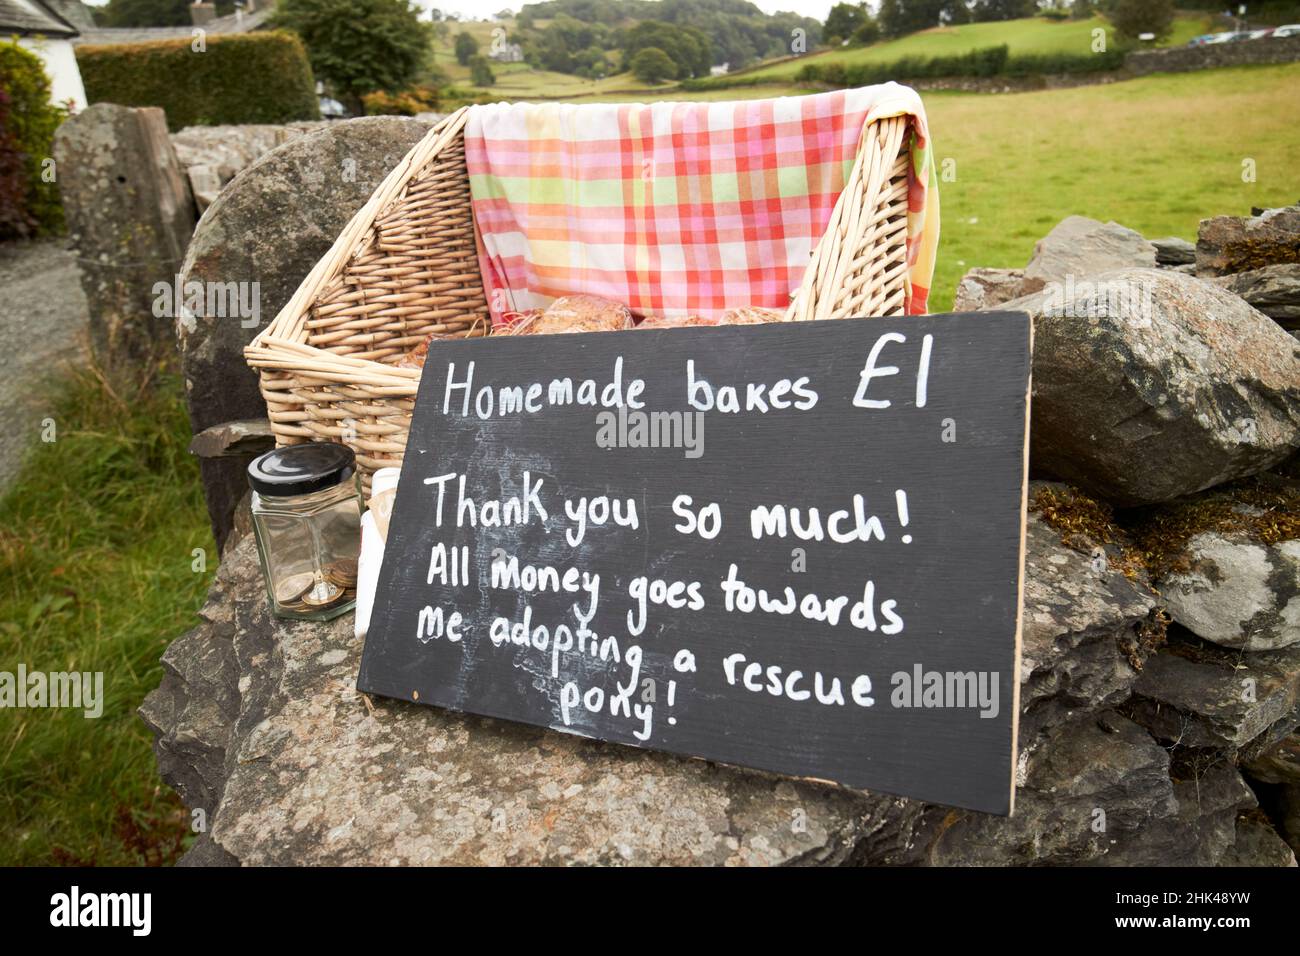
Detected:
[{"left": 246, "top": 105, "right": 913, "bottom": 490}]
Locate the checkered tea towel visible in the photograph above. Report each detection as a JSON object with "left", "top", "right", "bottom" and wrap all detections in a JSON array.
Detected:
[{"left": 463, "top": 83, "right": 939, "bottom": 325}]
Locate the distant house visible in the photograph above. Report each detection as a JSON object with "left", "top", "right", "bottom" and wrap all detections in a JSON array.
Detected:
[
  {"left": 490, "top": 41, "right": 524, "bottom": 63},
  {"left": 0, "top": 0, "right": 88, "bottom": 109}
]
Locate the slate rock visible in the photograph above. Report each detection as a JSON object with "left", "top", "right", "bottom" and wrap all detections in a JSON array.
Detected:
[
  {"left": 1011, "top": 267, "right": 1300, "bottom": 506},
  {"left": 1220, "top": 812, "right": 1297, "bottom": 866},
  {"left": 1212, "top": 263, "right": 1300, "bottom": 329},
  {"left": 1197, "top": 205, "right": 1300, "bottom": 276},
  {"left": 1158, "top": 531, "right": 1300, "bottom": 651},
  {"left": 951, "top": 267, "right": 1043, "bottom": 313},
  {"left": 1020, "top": 493, "right": 1158, "bottom": 740},
  {"left": 1242, "top": 732, "right": 1300, "bottom": 785},
  {"left": 176, "top": 116, "right": 434, "bottom": 550},
  {"left": 1023, "top": 216, "right": 1157, "bottom": 283},
  {"left": 1151, "top": 236, "right": 1195, "bottom": 266},
  {"left": 1126, "top": 633, "right": 1300, "bottom": 755},
  {"left": 890, "top": 710, "right": 1181, "bottom": 865}
]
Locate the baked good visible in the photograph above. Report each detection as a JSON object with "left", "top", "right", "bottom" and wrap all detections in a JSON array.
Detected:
[
  {"left": 637, "top": 314, "right": 719, "bottom": 329},
  {"left": 718, "top": 306, "right": 783, "bottom": 325},
  {"left": 510, "top": 295, "right": 634, "bottom": 335}
]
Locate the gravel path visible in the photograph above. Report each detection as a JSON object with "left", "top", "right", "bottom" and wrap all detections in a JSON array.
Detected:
[{"left": 0, "top": 238, "right": 90, "bottom": 493}]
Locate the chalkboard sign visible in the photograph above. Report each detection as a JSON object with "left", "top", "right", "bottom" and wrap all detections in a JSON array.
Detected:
[{"left": 358, "top": 313, "right": 1031, "bottom": 815}]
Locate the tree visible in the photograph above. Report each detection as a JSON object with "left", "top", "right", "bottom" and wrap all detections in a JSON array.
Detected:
[
  {"left": 629, "top": 46, "right": 677, "bottom": 84},
  {"left": 878, "top": 0, "right": 966, "bottom": 37},
  {"left": 1108, "top": 0, "right": 1174, "bottom": 41},
  {"left": 824, "top": 3, "right": 867, "bottom": 43},
  {"left": 852, "top": 17, "right": 881, "bottom": 45},
  {"left": 623, "top": 20, "right": 710, "bottom": 79},
  {"left": 275, "top": 0, "right": 431, "bottom": 115},
  {"left": 469, "top": 55, "right": 496, "bottom": 86},
  {"left": 102, "top": 0, "right": 231, "bottom": 27},
  {"left": 970, "top": 0, "right": 1036, "bottom": 22},
  {"left": 454, "top": 31, "right": 479, "bottom": 66}
]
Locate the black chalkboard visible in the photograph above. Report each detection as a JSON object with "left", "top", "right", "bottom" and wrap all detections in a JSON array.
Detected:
[{"left": 358, "top": 313, "right": 1031, "bottom": 815}]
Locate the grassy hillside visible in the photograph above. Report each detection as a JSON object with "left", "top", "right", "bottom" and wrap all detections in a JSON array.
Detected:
[
  {"left": 430, "top": 17, "right": 671, "bottom": 100},
  {"left": 724, "top": 13, "right": 1211, "bottom": 84},
  {"left": 438, "top": 13, "right": 1214, "bottom": 100}
]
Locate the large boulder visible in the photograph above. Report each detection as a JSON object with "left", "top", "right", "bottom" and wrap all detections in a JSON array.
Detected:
[
  {"left": 1023, "top": 216, "right": 1157, "bottom": 283},
  {"left": 1011, "top": 267, "right": 1300, "bottom": 506},
  {"left": 177, "top": 116, "right": 434, "bottom": 549}
]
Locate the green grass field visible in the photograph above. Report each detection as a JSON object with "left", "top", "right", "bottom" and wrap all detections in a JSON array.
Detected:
[
  {"left": 0, "top": 369, "right": 213, "bottom": 865},
  {"left": 729, "top": 13, "right": 1209, "bottom": 83},
  {"left": 923, "top": 63, "right": 1300, "bottom": 309}
]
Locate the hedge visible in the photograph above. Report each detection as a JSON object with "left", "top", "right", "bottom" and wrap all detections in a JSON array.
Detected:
[
  {"left": 791, "top": 45, "right": 1129, "bottom": 88},
  {"left": 0, "top": 40, "right": 66, "bottom": 238},
  {"left": 76, "top": 31, "right": 319, "bottom": 130}
]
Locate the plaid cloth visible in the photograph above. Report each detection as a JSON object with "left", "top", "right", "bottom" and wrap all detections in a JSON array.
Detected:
[{"left": 463, "top": 84, "right": 939, "bottom": 325}]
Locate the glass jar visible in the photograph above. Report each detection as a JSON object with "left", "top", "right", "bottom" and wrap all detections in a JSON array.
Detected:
[{"left": 247, "top": 443, "right": 363, "bottom": 621}]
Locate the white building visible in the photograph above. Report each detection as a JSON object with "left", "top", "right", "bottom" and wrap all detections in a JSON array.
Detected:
[{"left": 1, "top": 0, "right": 88, "bottom": 110}]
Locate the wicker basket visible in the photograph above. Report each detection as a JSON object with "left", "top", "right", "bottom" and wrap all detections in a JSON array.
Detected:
[{"left": 245, "top": 105, "right": 913, "bottom": 491}]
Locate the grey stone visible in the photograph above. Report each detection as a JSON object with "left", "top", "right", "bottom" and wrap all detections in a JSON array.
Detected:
[
  {"left": 1220, "top": 813, "right": 1298, "bottom": 866},
  {"left": 176, "top": 116, "right": 434, "bottom": 550},
  {"left": 1158, "top": 531, "right": 1300, "bottom": 651},
  {"left": 1197, "top": 205, "right": 1300, "bottom": 277},
  {"left": 952, "top": 267, "right": 1043, "bottom": 313},
  {"left": 1024, "top": 216, "right": 1156, "bottom": 284},
  {"left": 892, "top": 711, "right": 1182, "bottom": 866},
  {"left": 1126, "top": 634, "right": 1300, "bottom": 754},
  {"left": 1011, "top": 267, "right": 1300, "bottom": 506},
  {"left": 52, "top": 103, "right": 196, "bottom": 365},
  {"left": 1020, "top": 491, "right": 1159, "bottom": 741},
  {"left": 1151, "top": 236, "right": 1195, "bottom": 266},
  {"left": 1212, "top": 263, "right": 1300, "bottom": 329},
  {"left": 186, "top": 164, "right": 224, "bottom": 214},
  {"left": 188, "top": 419, "right": 275, "bottom": 459},
  {"left": 1243, "top": 732, "right": 1300, "bottom": 785}
]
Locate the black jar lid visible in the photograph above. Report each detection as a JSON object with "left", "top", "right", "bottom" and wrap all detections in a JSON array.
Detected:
[{"left": 247, "top": 443, "right": 356, "bottom": 497}]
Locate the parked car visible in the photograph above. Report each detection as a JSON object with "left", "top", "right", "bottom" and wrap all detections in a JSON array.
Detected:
[
  {"left": 1273, "top": 23, "right": 1300, "bottom": 37},
  {"left": 1244, "top": 28, "right": 1276, "bottom": 39},
  {"left": 1201, "top": 31, "right": 1238, "bottom": 44}
]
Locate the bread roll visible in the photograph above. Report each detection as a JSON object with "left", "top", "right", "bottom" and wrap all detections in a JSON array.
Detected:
[{"left": 511, "top": 295, "right": 633, "bottom": 335}]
